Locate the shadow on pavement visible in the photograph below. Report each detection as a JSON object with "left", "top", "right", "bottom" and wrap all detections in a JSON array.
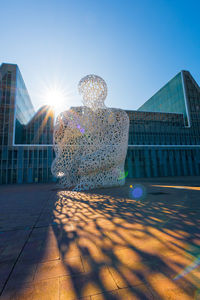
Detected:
[{"left": 0, "top": 180, "right": 200, "bottom": 299}]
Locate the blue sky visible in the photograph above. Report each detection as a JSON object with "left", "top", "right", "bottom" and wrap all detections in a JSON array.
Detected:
[{"left": 1, "top": 0, "right": 200, "bottom": 116}]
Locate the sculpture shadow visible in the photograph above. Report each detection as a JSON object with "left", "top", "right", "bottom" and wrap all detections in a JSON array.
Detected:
[
  {"left": 1, "top": 182, "right": 200, "bottom": 299},
  {"left": 50, "top": 182, "right": 200, "bottom": 299}
]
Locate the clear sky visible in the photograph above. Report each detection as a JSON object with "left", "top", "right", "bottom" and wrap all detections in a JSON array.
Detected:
[{"left": 1, "top": 0, "right": 200, "bottom": 116}]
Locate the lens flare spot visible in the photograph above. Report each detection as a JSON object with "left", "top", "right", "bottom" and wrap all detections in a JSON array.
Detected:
[
  {"left": 80, "top": 128, "right": 85, "bottom": 134},
  {"left": 195, "top": 289, "right": 200, "bottom": 300},
  {"left": 118, "top": 170, "right": 128, "bottom": 180},
  {"left": 57, "top": 171, "right": 65, "bottom": 178},
  {"left": 173, "top": 255, "right": 200, "bottom": 280},
  {"left": 129, "top": 184, "right": 146, "bottom": 200}
]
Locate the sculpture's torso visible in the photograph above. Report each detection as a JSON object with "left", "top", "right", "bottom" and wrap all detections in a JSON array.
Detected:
[
  {"left": 52, "top": 106, "right": 129, "bottom": 190},
  {"left": 51, "top": 74, "right": 129, "bottom": 191}
]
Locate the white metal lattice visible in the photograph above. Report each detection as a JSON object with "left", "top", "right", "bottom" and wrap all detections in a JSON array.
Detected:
[{"left": 51, "top": 75, "right": 129, "bottom": 191}]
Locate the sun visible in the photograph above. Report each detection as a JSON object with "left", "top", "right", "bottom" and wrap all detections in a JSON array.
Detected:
[
  {"left": 43, "top": 86, "right": 66, "bottom": 108},
  {"left": 41, "top": 83, "right": 71, "bottom": 117}
]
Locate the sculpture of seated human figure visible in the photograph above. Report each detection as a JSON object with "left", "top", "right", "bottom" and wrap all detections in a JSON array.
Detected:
[{"left": 51, "top": 74, "right": 129, "bottom": 191}]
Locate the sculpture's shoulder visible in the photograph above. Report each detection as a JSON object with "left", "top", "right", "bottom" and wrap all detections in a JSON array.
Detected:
[
  {"left": 70, "top": 106, "right": 83, "bottom": 113},
  {"left": 109, "top": 108, "right": 129, "bottom": 123},
  {"left": 109, "top": 107, "right": 128, "bottom": 115},
  {"left": 62, "top": 107, "right": 83, "bottom": 116},
  {"left": 55, "top": 107, "right": 83, "bottom": 123}
]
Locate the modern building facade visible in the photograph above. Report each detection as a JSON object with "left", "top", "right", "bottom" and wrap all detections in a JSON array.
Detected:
[
  {"left": 125, "top": 70, "right": 200, "bottom": 178},
  {"left": 0, "top": 63, "right": 199, "bottom": 184},
  {"left": 0, "top": 63, "right": 55, "bottom": 184}
]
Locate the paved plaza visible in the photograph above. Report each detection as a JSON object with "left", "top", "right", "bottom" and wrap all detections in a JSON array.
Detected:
[{"left": 0, "top": 177, "right": 200, "bottom": 299}]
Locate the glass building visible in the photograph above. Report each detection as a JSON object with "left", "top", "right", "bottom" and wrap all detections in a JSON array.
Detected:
[
  {"left": 0, "top": 63, "right": 199, "bottom": 184},
  {"left": 0, "top": 63, "right": 55, "bottom": 184},
  {"left": 125, "top": 70, "right": 200, "bottom": 178}
]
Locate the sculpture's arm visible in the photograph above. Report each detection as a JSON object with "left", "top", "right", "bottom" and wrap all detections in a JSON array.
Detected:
[
  {"left": 53, "top": 108, "right": 85, "bottom": 153},
  {"left": 78, "top": 142, "right": 127, "bottom": 176},
  {"left": 52, "top": 109, "right": 84, "bottom": 177},
  {"left": 78, "top": 110, "right": 129, "bottom": 176}
]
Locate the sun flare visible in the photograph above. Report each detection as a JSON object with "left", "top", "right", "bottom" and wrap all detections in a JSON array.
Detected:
[
  {"left": 43, "top": 86, "right": 66, "bottom": 108},
  {"left": 41, "top": 83, "right": 72, "bottom": 117}
]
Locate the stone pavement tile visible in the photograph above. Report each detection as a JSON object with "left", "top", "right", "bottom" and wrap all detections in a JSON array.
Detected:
[
  {"left": 25, "top": 239, "right": 44, "bottom": 250},
  {"left": 59, "top": 222, "right": 78, "bottom": 234},
  {"left": 161, "top": 253, "right": 194, "bottom": 269},
  {"left": 77, "top": 226, "right": 114, "bottom": 250},
  {"left": 112, "top": 246, "right": 168, "bottom": 271},
  {"left": 116, "top": 225, "right": 147, "bottom": 240},
  {"left": 40, "top": 245, "right": 60, "bottom": 262},
  {"left": 107, "top": 264, "right": 147, "bottom": 288},
  {"left": 34, "top": 219, "right": 54, "bottom": 227},
  {"left": 148, "top": 273, "right": 197, "bottom": 300},
  {"left": 27, "top": 226, "right": 61, "bottom": 263},
  {"left": 90, "top": 290, "right": 118, "bottom": 300},
  {"left": 91, "top": 285, "right": 154, "bottom": 300},
  {"left": 0, "top": 262, "right": 13, "bottom": 278},
  {"left": 78, "top": 241, "right": 112, "bottom": 266},
  {"left": 59, "top": 266, "right": 118, "bottom": 300},
  {"left": 95, "top": 218, "right": 117, "bottom": 231},
  {"left": 0, "top": 245, "right": 23, "bottom": 263},
  {"left": 0, "top": 245, "right": 5, "bottom": 256},
  {"left": 149, "top": 227, "right": 190, "bottom": 244},
  {"left": 102, "top": 231, "right": 128, "bottom": 247},
  {"left": 38, "top": 230, "right": 60, "bottom": 262},
  {"left": 5, "top": 261, "right": 37, "bottom": 289},
  {"left": 153, "top": 253, "right": 200, "bottom": 283},
  {"left": 60, "top": 240, "right": 82, "bottom": 260},
  {"left": 25, "top": 237, "right": 46, "bottom": 249},
  {"left": 0, "top": 262, "right": 14, "bottom": 293},
  {"left": 0, "top": 230, "right": 31, "bottom": 264},
  {"left": 76, "top": 221, "right": 108, "bottom": 238},
  {"left": 19, "top": 227, "right": 59, "bottom": 262},
  {"left": 146, "top": 231, "right": 192, "bottom": 258},
  {"left": 2, "top": 277, "right": 59, "bottom": 300},
  {"left": 29, "top": 227, "right": 46, "bottom": 237},
  {"left": 2, "top": 287, "right": 35, "bottom": 300},
  {"left": 112, "top": 247, "right": 142, "bottom": 266},
  {"left": 81, "top": 255, "right": 112, "bottom": 274},
  {"left": 0, "top": 217, "right": 37, "bottom": 229},
  {"left": 116, "top": 285, "right": 154, "bottom": 300},
  {"left": 107, "top": 248, "right": 170, "bottom": 289},
  {"left": 0, "top": 230, "right": 30, "bottom": 243},
  {"left": 34, "top": 256, "right": 84, "bottom": 281},
  {"left": 28, "top": 226, "right": 49, "bottom": 241},
  {"left": 0, "top": 232, "right": 19, "bottom": 246},
  {"left": 75, "top": 297, "right": 91, "bottom": 300},
  {"left": 192, "top": 238, "right": 200, "bottom": 247},
  {"left": 113, "top": 229, "right": 171, "bottom": 257},
  {"left": 81, "top": 221, "right": 109, "bottom": 237},
  {"left": 18, "top": 243, "right": 44, "bottom": 264}
]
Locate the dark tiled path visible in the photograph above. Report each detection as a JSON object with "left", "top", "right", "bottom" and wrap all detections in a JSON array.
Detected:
[{"left": 0, "top": 178, "right": 200, "bottom": 299}]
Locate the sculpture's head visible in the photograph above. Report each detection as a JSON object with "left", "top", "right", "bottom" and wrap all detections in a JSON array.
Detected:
[{"left": 78, "top": 74, "right": 107, "bottom": 110}]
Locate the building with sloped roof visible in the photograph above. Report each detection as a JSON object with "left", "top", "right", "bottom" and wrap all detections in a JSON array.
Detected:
[
  {"left": 0, "top": 63, "right": 55, "bottom": 183},
  {"left": 0, "top": 64, "right": 199, "bottom": 184},
  {"left": 125, "top": 71, "right": 200, "bottom": 178}
]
